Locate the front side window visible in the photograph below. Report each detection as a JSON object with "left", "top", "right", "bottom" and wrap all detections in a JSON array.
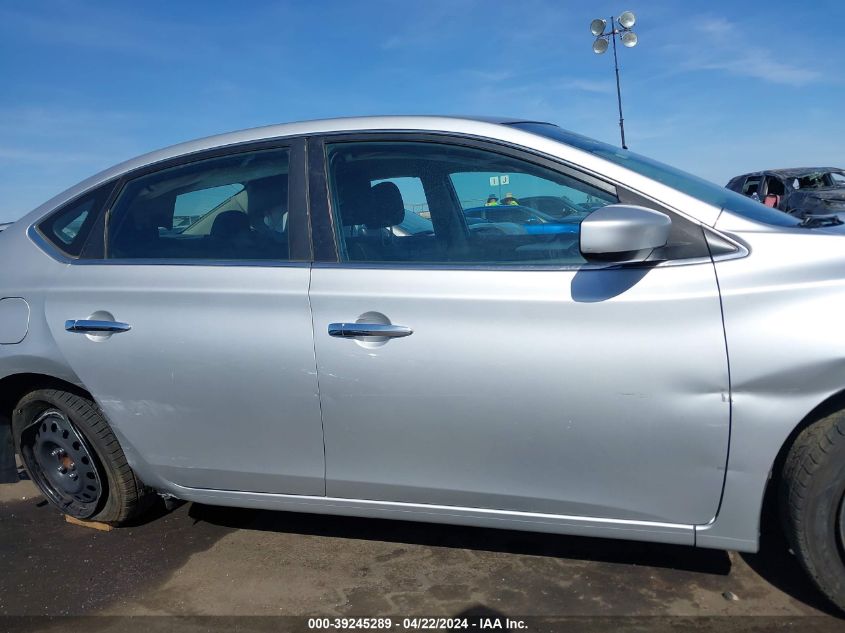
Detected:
[
  {"left": 326, "top": 141, "right": 617, "bottom": 266},
  {"left": 107, "top": 148, "right": 291, "bottom": 260}
]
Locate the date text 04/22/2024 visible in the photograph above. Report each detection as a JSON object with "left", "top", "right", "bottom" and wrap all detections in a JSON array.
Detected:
[{"left": 307, "top": 617, "right": 528, "bottom": 630}]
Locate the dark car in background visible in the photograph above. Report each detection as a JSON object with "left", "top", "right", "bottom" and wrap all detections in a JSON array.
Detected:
[
  {"left": 519, "top": 195, "right": 608, "bottom": 217},
  {"left": 727, "top": 168, "right": 845, "bottom": 219}
]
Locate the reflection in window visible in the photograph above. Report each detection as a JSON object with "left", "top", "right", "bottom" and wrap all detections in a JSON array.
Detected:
[
  {"left": 327, "top": 141, "right": 618, "bottom": 265},
  {"left": 107, "top": 149, "right": 291, "bottom": 261}
]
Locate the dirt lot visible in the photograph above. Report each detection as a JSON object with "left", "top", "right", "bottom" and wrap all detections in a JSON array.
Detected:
[{"left": 1, "top": 467, "right": 844, "bottom": 631}]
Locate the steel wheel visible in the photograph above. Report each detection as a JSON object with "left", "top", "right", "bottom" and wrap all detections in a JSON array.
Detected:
[{"left": 23, "top": 408, "right": 104, "bottom": 517}]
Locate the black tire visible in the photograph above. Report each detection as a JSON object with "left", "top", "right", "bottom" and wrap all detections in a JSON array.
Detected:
[
  {"left": 780, "top": 411, "right": 845, "bottom": 612},
  {"left": 13, "top": 388, "right": 154, "bottom": 524}
]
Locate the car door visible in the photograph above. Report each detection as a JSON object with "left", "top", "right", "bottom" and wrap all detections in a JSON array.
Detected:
[
  {"left": 43, "top": 140, "right": 326, "bottom": 495},
  {"left": 307, "top": 134, "right": 730, "bottom": 526}
]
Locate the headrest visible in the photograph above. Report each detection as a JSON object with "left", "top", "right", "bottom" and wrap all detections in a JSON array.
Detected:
[
  {"left": 247, "top": 176, "right": 288, "bottom": 219},
  {"left": 211, "top": 210, "right": 251, "bottom": 238},
  {"left": 368, "top": 182, "right": 406, "bottom": 228},
  {"left": 337, "top": 175, "right": 405, "bottom": 228},
  {"left": 335, "top": 170, "right": 372, "bottom": 226}
]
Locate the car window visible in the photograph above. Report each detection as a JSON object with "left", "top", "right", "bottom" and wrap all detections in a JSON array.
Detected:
[
  {"left": 765, "top": 177, "right": 785, "bottom": 197},
  {"left": 107, "top": 148, "right": 291, "bottom": 260},
  {"left": 741, "top": 177, "right": 762, "bottom": 197},
  {"left": 174, "top": 184, "right": 244, "bottom": 232},
  {"left": 797, "top": 171, "right": 845, "bottom": 189},
  {"left": 369, "top": 176, "right": 433, "bottom": 237},
  {"left": 326, "top": 140, "right": 618, "bottom": 265},
  {"left": 36, "top": 181, "right": 116, "bottom": 257},
  {"left": 514, "top": 122, "right": 802, "bottom": 228},
  {"left": 396, "top": 210, "right": 434, "bottom": 235},
  {"left": 451, "top": 169, "right": 599, "bottom": 221}
]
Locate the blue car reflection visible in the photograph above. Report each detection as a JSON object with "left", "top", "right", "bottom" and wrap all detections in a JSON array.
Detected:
[{"left": 463, "top": 205, "right": 582, "bottom": 235}]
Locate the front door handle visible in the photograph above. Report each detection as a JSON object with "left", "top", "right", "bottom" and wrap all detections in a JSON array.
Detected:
[
  {"left": 328, "top": 323, "right": 413, "bottom": 339},
  {"left": 65, "top": 319, "right": 132, "bottom": 334}
]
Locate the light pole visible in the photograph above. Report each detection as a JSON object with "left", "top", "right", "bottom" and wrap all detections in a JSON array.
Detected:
[{"left": 590, "top": 11, "right": 638, "bottom": 149}]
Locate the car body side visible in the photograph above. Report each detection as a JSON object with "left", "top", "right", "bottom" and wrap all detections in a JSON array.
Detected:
[{"left": 1, "top": 116, "right": 844, "bottom": 553}]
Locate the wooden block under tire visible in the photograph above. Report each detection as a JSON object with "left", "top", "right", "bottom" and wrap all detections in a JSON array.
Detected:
[{"left": 64, "top": 515, "right": 114, "bottom": 531}]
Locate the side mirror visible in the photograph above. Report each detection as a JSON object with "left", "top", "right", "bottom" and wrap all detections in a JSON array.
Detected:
[{"left": 580, "top": 204, "right": 671, "bottom": 264}]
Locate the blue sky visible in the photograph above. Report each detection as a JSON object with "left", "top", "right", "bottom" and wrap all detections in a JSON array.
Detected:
[{"left": 1, "top": 0, "right": 843, "bottom": 222}]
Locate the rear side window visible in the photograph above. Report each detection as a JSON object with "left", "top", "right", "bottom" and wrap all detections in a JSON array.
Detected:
[
  {"left": 37, "top": 181, "right": 116, "bottom": 257},
  {"left": 107, "top": 148, "right": 291, "bottom": 261}
]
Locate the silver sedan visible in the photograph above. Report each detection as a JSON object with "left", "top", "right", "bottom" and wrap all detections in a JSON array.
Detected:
[{"left": 1, "top": 116, "right": 844, "bottom": 612}]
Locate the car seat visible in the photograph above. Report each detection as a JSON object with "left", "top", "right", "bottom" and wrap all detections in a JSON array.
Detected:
[{"left": 763, "top": 194, "right": 781, "bottom": 208}]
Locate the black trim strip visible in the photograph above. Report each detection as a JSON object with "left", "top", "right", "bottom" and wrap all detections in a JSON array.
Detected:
[
  {"left": 287, "top": 137, "right": 311, "bottom": 261},
  {"left": 307, "top": 136, "right": 338, "bottom": 262}
]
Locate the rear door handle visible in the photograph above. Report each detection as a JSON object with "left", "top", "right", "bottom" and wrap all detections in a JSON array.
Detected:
[
  {"left": 328, "top": 323, "right": 413, "bottom": 338},
  {"left": 65, "top": 319, "right": 132, "bottom": 334}
]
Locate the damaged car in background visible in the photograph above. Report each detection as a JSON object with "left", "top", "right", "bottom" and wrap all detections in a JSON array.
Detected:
[
  {"left": 727, "top": 168, "right": 845, "bottom": 220},
  {"left": 3, "top": 116, "right": 845, "bottom": 614}
]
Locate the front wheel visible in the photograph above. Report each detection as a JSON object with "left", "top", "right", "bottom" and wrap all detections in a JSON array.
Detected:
[
  {"left": 780, "top": 411, "right": 845, "bottom": 612},
  {"left": 14, "top": 388, "right": 154, "bottom": 524}
]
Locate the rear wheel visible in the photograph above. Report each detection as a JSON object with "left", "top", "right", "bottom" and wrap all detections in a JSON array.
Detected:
[
  {"left": 780, "top": 411, "right": 845, "bottom": 612},
  {"left": 14, "top": 388, "right": 154, "bottom": 524}
]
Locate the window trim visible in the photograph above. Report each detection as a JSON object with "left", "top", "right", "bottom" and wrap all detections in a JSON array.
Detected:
[{"left": 310, "top": 131, "right": 729, "bottom": 271}]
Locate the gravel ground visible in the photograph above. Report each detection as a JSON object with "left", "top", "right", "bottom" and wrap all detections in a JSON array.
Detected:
[{"left": 1, "top": 468, "right": 843, "bottom": 631}]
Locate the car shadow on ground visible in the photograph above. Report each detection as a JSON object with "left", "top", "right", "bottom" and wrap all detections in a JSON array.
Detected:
[
  {"left": 185, "top": 502, "right": 840, "bottom": 616},
  {"left": 188, "top": 502, "right": 727, "bottom": 573}
]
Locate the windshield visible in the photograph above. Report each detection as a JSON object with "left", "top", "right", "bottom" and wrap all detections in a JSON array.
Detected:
[{"left": 513, "top": 122, "right": 801, "bottom": 227}]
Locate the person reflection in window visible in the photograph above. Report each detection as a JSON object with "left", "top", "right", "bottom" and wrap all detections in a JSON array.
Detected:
[{"left": 501, "top": 192, "right": 519, "bottom": 205}]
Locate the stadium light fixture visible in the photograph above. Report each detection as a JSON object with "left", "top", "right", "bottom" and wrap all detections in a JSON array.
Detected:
[{"left": 590, "top": 11, "right": 639, "bottom": 149}]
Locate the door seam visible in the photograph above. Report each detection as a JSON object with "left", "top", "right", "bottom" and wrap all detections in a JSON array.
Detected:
[
  {"left": 306, "top": 263, "right": 328, "bottom": 495},
  {"left": 696, "top": 252, "right": 734, "bottom": 543}
]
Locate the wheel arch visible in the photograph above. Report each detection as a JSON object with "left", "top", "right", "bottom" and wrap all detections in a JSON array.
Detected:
[
  {"left": 760, "top": 387, "right": 845, "bottom": 532},
  {"left": 0, "top": 372, "right": 94, "bottom": 480},
  {"left": 0, "top": 372, "right": 93, "bottom": 421}
]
